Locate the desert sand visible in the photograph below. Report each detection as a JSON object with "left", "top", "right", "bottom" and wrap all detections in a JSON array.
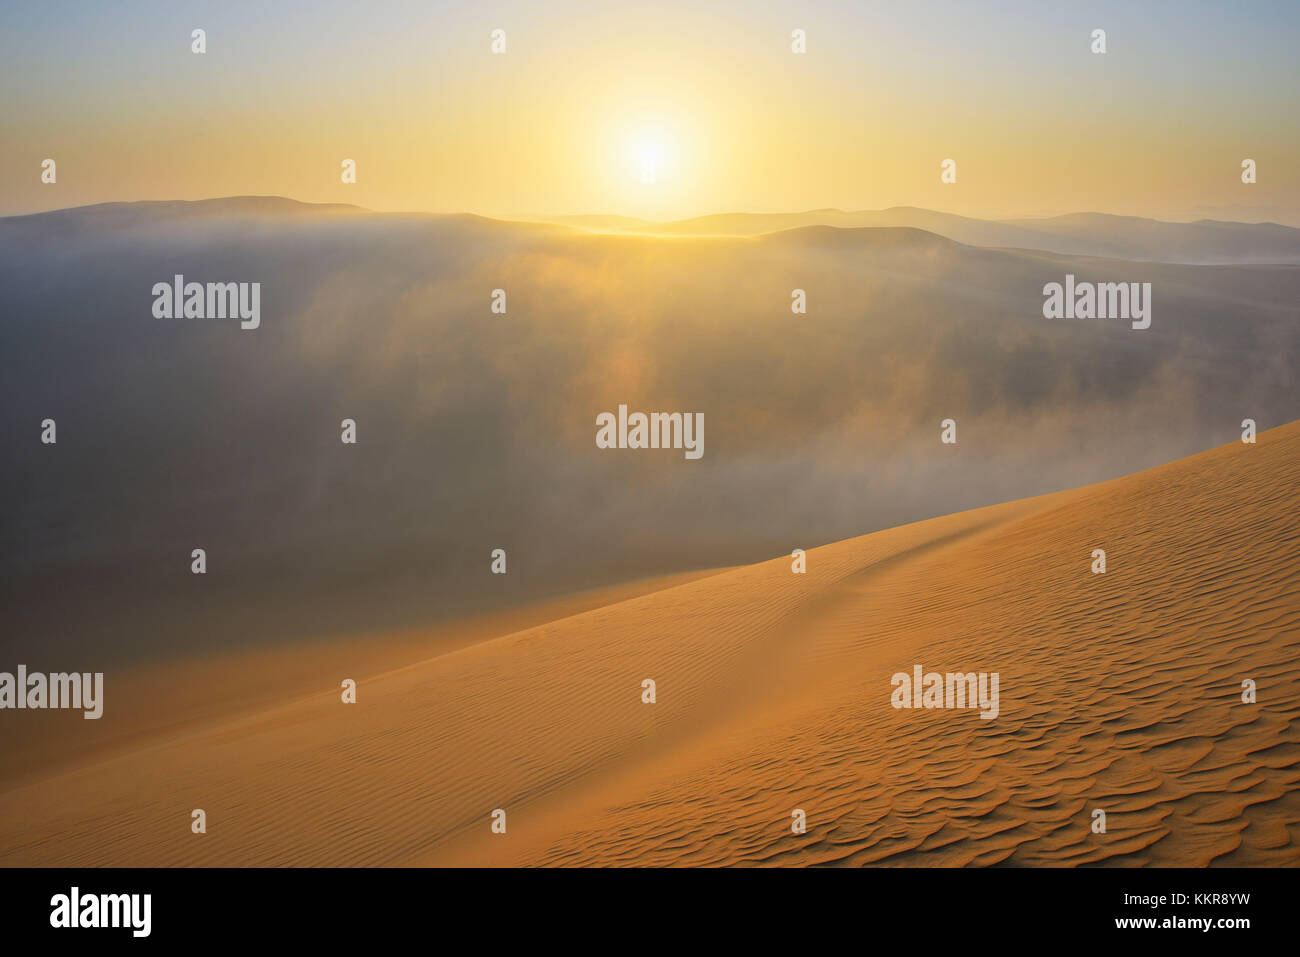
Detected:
[{"left": 1, "top": 421, "right": 1296, "bottom": 867}]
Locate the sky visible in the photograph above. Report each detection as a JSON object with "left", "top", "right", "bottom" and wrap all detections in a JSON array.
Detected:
[{"left": 1, "top": 0, "right": 1297, "bottom": 221}]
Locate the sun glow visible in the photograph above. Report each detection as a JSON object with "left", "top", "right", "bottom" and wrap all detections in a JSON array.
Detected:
[
  {"left": 587, "top": 100, "right": 700, "bottom": 217},
  {"left": 626, "top": 125, "right": 678, "bottom": 189}
]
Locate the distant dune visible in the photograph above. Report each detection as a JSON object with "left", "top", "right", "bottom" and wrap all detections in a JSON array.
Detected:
[
  {"left": 541, "top": 206, "right": 1300, "bottom": 264},
  {"left": 1, "top": 421, "right": 1295, "bottom": 866}
]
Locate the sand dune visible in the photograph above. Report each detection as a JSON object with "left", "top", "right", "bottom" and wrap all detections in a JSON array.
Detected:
[
  {"left": 540, "top": 207, "right": 1300, "bottom": 264},
  {"left": 2, "top": 421, "right": 1296, "bottom": 867},
  {"left": 0, "top": 566, "right": 729, "bottom": 787}
]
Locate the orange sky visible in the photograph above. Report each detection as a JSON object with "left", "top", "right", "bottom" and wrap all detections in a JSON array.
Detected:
[{"left": 1, "top": 0, "right": 1297, "bottom": 222}]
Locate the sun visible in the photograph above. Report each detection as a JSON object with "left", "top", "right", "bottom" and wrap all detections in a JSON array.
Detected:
[
  {"left": 587, "top": 97, "right": 702, "bottom": 216},
  {"left": 638, "top": 145, "right": 660, "bottom": 184},
  {"left": 625, "top": 124, "right": 679, "bottom": 188}
]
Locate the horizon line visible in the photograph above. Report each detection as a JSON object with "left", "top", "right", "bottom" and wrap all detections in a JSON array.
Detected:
[{"left": 5, "top": 194, "right": 1299, "bottom": 230}]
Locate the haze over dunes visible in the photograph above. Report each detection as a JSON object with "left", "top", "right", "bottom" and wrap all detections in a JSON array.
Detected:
[
  {"left": 1, "top": 422, "right": 1296, "bottom": 867},
  {"left": 2, "top": 198, "right": 1298, "bottom": 671}
]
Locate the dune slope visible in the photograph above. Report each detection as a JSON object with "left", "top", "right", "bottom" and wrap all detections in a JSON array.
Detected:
[{"left": 1, "top": 422, "right": 1297, "bottom": 867}]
